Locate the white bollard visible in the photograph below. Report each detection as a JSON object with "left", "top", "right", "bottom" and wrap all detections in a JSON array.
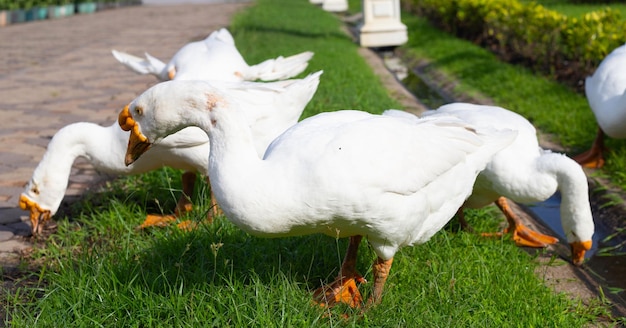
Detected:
[
  {"left": 359, "top": 0, "right": 408, "bottom": 47},
  {"left": 322, "top": 0, "right": 348, "bottom": 12}
]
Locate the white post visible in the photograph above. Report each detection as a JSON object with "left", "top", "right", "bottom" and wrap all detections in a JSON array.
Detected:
[
  {"left": 322, "top": 0, "right": 348, "bottom": 12},
  {"left": 359, "top": 0, "right": 408, "bottom": 47}
]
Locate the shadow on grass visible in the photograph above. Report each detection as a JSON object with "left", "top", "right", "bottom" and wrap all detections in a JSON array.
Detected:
[
  {"left": 110, "top": 220, "right": 360, "bottom": 296},
  {"left": 106, "top": 212, "right": 482, "bottom": 301},
  {"left": 53, "top": 169, "right": 200, "bottom": 228}
]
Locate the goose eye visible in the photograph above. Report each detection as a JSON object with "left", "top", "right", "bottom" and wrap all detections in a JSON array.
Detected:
[
  {"left": 135, "top": 106, "right": 143, "bottom": 116},
  {"left": 30, "top": 185, "right": 40, "bottom": 195}
]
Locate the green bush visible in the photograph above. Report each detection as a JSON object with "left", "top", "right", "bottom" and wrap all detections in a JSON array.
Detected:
[
  {"left": 561, "top": 8, "right": 625, "bottom": 65},
  {"left": 0, "top": 1, "right": 62, "bottom": 10},
  {"left": 403, "top": 0, "right": 626, "bottom": 89},
  {"left": 0, "top": 1, "right": 40, "bottom": 10},
  {"left": 0, "top": 0, "right": 110, "bottom": 10},
  {"left": 569, "top": 0, "right": 624, "bottom": 3}
]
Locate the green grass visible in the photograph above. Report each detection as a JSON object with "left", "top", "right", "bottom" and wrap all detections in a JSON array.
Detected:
[
  {"left": 4, "top": 0, "right": 618, "bottom": 326},
  {"left": 8, "top": 170, "right": 605, "bottom": 327}
]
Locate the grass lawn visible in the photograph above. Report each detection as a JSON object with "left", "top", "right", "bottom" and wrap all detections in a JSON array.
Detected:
[
  {"left": 4, "top": 0, "right": 621, "bottom": 326},
  {"left": 7, "top": 173, "right": 609, "bottom": 327}
]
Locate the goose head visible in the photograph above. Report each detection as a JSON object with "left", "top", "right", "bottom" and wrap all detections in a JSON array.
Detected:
[
  {"left": 19, "top": 194, "right": 50, "bottom": 236},
  {"left": 19, "top": 181, "right": 54, "bottom": 236},
  {"left": 558, "top": 166, "right": 594, "bottom": 266},
  {"left": 571, "top": 240, "right": 592, "bottom": 266},
  {"left": 162, "top": 33, "right": 243, "bottom": 82},
  {"left": 163, "top": 41, "right": 207, "bottom": 81},
  {"left": 19, "top": 141, "right": 80, "bottom": 235},
  {"left": 119, "top": 80, "right": 224, "bottom": 165},
  {"left": 119, "top": 103, "right": 151, "bottom": 166}
]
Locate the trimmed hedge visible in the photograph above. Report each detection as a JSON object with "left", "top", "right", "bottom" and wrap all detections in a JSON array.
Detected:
[
  {"left": 402, "top": 0, "right": 626, "bottom": 90},
  {"left": 0, "top": 0, "right": 119, "bottom": 11},
  {"left": 569, "top": 0, "right": 624, "bottom": 3}
]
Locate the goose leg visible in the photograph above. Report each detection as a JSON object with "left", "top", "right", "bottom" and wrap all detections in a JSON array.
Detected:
[
  {"left": 455, "top": 207, "right": 474, "bottom": 232},
  {"left": 313, "top": 235, "right": 366, "bottom": 308},
  {"left": 137, "top": 171, "right": 196, "bottom": 230},
  {"left": 367, "top": 257, "right": 394, "bottom": 306},
  {"left": 483, "top": 197, "right": 559, "bottom": 247},
  {"left": 176, "top": 176, "right": 224, "bottom": 230},
  {"left": 573, "top": 127, "right": 606, "bottom": 169},
  {"left": 208, "top": 176, "right": 222, "bottom": 220}
]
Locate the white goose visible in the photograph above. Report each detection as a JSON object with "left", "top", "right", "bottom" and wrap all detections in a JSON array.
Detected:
[
  {"left": 574, "top": 43, "right": 626, "bottom": 168},
  {"left": 414, "top": 103, "right": 594, "bottom": 265},
  {"left": 119, "top": 80, "right": 516, "bottom": 308},
  {"left": 20, "top": 125, "right": 209, "bottom": 235},
  {"left": 20, "top": 72, "right": 322, "bottom": 235},
  {"left": 112, "top": 28, "right": 314, "bottom": 82}
]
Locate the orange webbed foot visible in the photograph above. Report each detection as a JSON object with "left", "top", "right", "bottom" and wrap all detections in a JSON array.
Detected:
[
  {"left": 313, "top": 235, "right": 366, "bottom": 310},
  {"left": 136, "top": 214, "right": 177, "bottom": 230},
  {"left": 481, "top": 223, "right": 558, "bottom": 248},
  {"left": 313, "top": 275, "right": 366, "bottom": 308},
  {"left": 573, "top": 150, "right": 605, "bottom": 169},
  {"left": 488, "top": 197, "right": 559, "bottom": 248},
  {"left": 507, "top": 222, "right": 559, "bottom": 248},
  {"left": 176, "top": 220, "right": 198, "bottom": 231},
  {"left": 573, "top": 127, "right": 606, "bottom": 169},
  {"left": 136, "top": 197, "right": 194, "bottom": 230}
]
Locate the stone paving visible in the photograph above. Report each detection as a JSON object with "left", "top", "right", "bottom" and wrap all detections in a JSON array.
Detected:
[{"left": 0, "top": 0, "right": 250, "bottom": 262}]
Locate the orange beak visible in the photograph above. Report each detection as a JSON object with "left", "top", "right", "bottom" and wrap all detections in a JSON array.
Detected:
[
  {"left": 19, "top": 194, "right": 51, "bottom": 236},
  {"left": 570, "top": 240, "right": 592, "bottom": 266},
  {"left": 118, "top": 104, "right": 152, "bottom": 166},
  {"left": 118, "top": 104, "right": 134, "bottom": 131},
  {"left": 168, "top": 66, "right": 176, "bottom": 80}
]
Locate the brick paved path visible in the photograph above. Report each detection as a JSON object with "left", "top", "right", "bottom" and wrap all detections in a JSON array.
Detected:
[{"left": 0, "top": 1, "right": 249, "bottom": 261}]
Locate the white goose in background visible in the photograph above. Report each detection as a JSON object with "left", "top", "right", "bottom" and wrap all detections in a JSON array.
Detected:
[
  {"left": 119, "top": 79, "right": 516, "bottom": 308},
  {"left": 574, "top": 42, "right": 626, "bottom": 169},
  {"left": 112, "top": 28, "right": 314, "bottom": 82},
  {"left": 408, "top": 103, "right": 594, "bottom": 265},
  {"left": 112, "top": 28, "right": 312, "bottom": 229},
  {"left": 20, "top": 72, "right": 322, "bottom": 235}
]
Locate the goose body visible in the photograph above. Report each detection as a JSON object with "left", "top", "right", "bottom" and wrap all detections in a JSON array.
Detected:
[
  {"left": 575, "top": 43, "right": 626, "bottom": 168},
  {"left": 112, "top": 28, "right": 314, "bottom": 82},
  {"left": 418, "top": 103, "right": 594, "bottom": 264},
  {"left": 21, "top": 72, "right": 322, "bottom": 235},
  {"left": 585, "top": 43, "right": 626, "bottom": 139},
  {"left": 120, "top": 80, "right": 516, "bottom": 307}
]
